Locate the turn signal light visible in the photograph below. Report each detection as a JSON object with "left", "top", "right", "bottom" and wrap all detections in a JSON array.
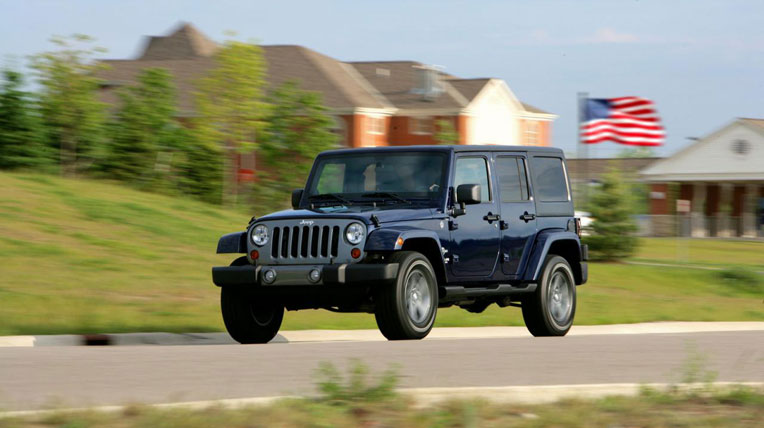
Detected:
[
  {"left": 574, "top": 218, "right": 582, "bottom": 238},
  {"left": 250, "top": 250, "right": 259, "bottom": 260},
  {"left": 351, "top": 248, "right": 361, "bottom": 259}
]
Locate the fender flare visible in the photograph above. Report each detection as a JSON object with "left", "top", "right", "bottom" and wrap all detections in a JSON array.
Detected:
[
  {"left": 364, "top": 227, "right": 447, "bottom": 282},
  {"left": 364, "top": 227, "right": 443, "bottom": 252},
  {"left": 521, "top": 229, "right": 582, "bottom": 282},
  {"left": 216, "top": 231, "right": 247, "bottom": 254}
]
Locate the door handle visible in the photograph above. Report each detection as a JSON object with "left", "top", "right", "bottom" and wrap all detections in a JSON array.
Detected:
[
  {"left": 520, "top": 212, "right": 536, "bottom": 222},
  {"left": 483, "top": 212, "right": 500, "bottom": 223}
]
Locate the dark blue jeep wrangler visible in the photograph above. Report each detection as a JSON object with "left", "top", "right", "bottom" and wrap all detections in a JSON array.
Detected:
[{"left": 213, "top": 145, "right": 588, "bottom": 343}]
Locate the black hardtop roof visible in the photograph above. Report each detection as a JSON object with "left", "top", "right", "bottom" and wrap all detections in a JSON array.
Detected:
[{"left": 319, "top": 145, "right": 564, "bottom": 157}]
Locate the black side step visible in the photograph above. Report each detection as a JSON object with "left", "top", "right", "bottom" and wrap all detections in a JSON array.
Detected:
[{"left": 440, "top": 283, "right": 537, "bottom": 303}]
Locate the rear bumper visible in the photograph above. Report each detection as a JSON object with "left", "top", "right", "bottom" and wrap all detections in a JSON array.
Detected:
[{"left": 211, "top": 263, "right": 399, "bottom": 288}]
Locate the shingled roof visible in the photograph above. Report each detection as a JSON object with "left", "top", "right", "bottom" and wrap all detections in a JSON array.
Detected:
[
  {"left": 98, "top": 23, "right": 553, "bottom": 117},
  {"left": 348, "top": 61, "right": 468, "bottom": 110},
  {"left": 139, "top": 22, "right": 219, "bottom": 60},
  {"left": 263, "top": 46, "right": 387, "bottom": 110},
  {"left": 447, "top": 78, "right": 490, "bottom": 101},
  {"left": 740, "top": 118, "right": 764, "bottom": 132}
]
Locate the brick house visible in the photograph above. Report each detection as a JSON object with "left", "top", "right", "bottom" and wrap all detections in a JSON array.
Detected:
[{"left": 98, "top": 23, "right": 556, "bottom": 180}]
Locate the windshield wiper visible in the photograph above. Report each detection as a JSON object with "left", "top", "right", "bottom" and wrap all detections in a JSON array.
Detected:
[
  {"left": 307, "top": 193, "right": 353, "bottom": 206},
  {"left": 360, "top": 192, "right": 411, "bottom": 204}
]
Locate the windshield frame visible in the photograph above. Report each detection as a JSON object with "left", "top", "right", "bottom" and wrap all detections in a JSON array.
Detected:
[{"left": 301, "top": 149, "right": 451, "bottom": 210}]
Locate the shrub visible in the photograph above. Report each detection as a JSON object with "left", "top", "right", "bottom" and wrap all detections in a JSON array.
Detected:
[
  {"left": 315, "top": 360, "right": 399, "bottom": 405},
  {"left": 584, "top": 167, "right": 639, "bottom": 261},
  {"left": 716, "top": 268, "right": 762, "bottom": 293}
]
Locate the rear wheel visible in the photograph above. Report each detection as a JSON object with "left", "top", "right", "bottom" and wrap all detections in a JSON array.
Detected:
[
  {"left": 221, "top": 258, "right": 283, "bottom": 344},
  {"left": 521, "top": 255, "right": 576, "bottom": 336},
  {"left": 374, "top": 251, "right": 438, "bottom": 340}
]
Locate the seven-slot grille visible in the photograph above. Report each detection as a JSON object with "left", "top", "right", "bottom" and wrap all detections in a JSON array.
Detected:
[{"left": 271, "top": 225, "right": 340, "bottom": 260}]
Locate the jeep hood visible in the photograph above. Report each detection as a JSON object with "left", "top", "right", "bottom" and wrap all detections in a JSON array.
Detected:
[{"left": 256, "top": 206, "right": 442, "bottom": 225}]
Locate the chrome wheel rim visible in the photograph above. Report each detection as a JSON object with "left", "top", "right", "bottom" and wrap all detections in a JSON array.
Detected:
[
  {"left": 547, "top": 270, "right": 572, "bottom": 324},
  {"left": 405, "top": 269, "right": 432, "bottom": 324}
]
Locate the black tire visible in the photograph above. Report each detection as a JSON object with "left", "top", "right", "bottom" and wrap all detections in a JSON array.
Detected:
[
  {"left": 220, "top": 258, "right": 283, "bottom": 344},
  {"left": 374, "top": 251, "right": 438, "bottom": 340},
  {"left": 521, "top": 255, "right": 576, "bottom": 337}
]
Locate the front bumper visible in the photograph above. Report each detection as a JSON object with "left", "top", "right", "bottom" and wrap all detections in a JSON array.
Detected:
[{"left": 212, "top": 263, "right": 399, "bottom": 287}]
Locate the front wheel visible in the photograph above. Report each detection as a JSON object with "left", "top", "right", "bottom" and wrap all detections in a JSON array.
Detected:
[
  {"left": 220, "top": 258, "right": 283, "bottom": 344},
  {"left": 221, "top": 287, "right": 284, "bottom": 344},
  {"left": 374, "top": 251, "right": 438, "bottom": 340},
  {"left": 521, "top": 255, "right": 576, "bottom": 336}
]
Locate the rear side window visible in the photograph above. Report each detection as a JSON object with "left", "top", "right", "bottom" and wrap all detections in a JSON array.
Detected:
[
  {"left": 530, "top": 157, "right": 569, "bottom": 202},
  {"left": 454, "top": 157, "right": 491, "bottom": 202},
  {"left": 496, "top": 157, "right": 530, "bottom": 202}
]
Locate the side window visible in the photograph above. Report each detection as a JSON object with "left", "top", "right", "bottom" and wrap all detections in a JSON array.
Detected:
[
  {"left": 454, "top": 157, "right": 491, "bottom": 202},
  {"left": 530, "top": 157, "right": 569, "bottom": 202},
  {"left": 496, "top": 156, "right": 530, "bottom": 202}
]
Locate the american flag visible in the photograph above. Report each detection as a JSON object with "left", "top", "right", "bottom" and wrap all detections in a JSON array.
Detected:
[{"left": 581, "top": 97, "right": 665, "bottom": 146}]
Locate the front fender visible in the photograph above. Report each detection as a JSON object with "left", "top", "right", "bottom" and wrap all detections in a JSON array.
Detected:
[
  {"left": 216, "top": 231, "right": 247, "bottom": 254},
  {"left": 364, "top": 227, "right": 442, "bottom": 251},
  {"left": 521, "top": 229, "right": 582, "bottom": 282}
]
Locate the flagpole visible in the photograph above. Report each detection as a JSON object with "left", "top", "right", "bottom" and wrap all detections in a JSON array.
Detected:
[{"left": 577, "top": 92, "right": 588, "bottom": 209}]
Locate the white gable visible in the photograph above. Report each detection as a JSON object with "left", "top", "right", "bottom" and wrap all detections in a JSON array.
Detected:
[
  {"left": 641, "top": 120, "right": 764, "bottom": 181},
  {"left": 464, "top": 79, "right": 524, "bottom": 145}
]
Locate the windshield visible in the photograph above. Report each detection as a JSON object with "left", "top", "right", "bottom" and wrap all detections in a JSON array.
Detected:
[{"left": 306, "top": 151, "right": 448, "bottom": 207}]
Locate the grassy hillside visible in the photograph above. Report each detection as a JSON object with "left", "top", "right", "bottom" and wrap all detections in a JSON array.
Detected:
[{"left": 0, "top": 172, "right": 762, "bottom": 335}]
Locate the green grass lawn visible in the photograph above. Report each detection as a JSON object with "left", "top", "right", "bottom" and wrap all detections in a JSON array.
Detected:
[
  {"left": 2, "top": 385, "right": 762, "bottom": 428},
  {"left": 634, "top": 238, "right": 764, "bottom": 269},
  {"left": 0, "top": 172, "right": 762, "bottom": 335}
]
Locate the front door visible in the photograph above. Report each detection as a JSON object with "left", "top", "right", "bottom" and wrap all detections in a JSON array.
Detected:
[
  {"left": 494, "top": 153, "right": 537, "bottom": 275},
  {"left": 449, "top": 155, "right": 501, "bottom": 277}
]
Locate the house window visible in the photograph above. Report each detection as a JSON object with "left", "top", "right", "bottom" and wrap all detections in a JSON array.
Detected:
[
  {"left": 525, "top": 121, "right": 539, "bottom": 145},
  {"left": 410, "top": 117, "right": 432, "bottom": 135},
  {"left": 368, "top": 116, "right": 385, "bottom": 135}
]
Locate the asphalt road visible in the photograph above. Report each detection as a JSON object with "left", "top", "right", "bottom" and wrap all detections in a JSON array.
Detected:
[{"left": 1, "top": 331, "right": 763, "bottom": 411}]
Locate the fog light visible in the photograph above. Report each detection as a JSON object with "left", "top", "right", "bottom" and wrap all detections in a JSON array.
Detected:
[
  {"left": 250, "top": 250, "right": 259, "bottom": 260},
  {"left": 309, "top": 269, "right": 321, "bottom": 283},
  {"left": 351, "top": 248, "right": 361, "bottom": 259},
  {"left": 263, "top": 269, "right": 277, "bottom": 283}
]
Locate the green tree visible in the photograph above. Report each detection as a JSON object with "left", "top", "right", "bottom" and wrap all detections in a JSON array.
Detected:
[
  {"left": 101, "top": 68, "right": 177, "bottom": 186},
  {"left": 0, "top": 69, "right": 48, "bottom": 169},
  {"left": 258, "top": 81, "right": 337, "bottom": 209},
  {"left": 174, "top": 127, "right": 224, "bottom": 204},
  {"left": 584, "top": 168, "right": 639, "bottom": 261},
  {"left": 434, "top": 118, "right": 459, "bottom": 145},
  {"left": 31, "top": 34, "right": 108, "bottom": 176},
  {"left": 617, "top": 146, "right": 657, "bottom": 158},
  {"left": 194, "top": 38, "right": 268, "bottom": 205}
]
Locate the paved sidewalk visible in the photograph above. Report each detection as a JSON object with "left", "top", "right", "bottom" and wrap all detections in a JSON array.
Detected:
[{"left": 1, "top": 321, "right": 763, "bottom": 347}]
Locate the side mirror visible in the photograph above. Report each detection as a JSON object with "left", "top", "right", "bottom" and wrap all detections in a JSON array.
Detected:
[
  {"left": 456, "top": 184, "right": 481, "bottom": 205},
  {"left": 291, "top": 189, "right": 304, "bottom": 209}
]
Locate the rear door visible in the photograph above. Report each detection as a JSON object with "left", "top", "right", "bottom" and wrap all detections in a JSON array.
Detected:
[
  {"left": 493, "top": 153, "right": 537, "bottom": 275},
  {"left": 449, "top": 154, "right": 501, "bottom": 277}
]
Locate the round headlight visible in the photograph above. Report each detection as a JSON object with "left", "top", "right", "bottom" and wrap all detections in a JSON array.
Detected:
[
  {"left": 345, "top": 222, "right": 365, "bottom": 245},
  {"left": 251, "top": 225, "right": 269, "bottom": 246}
]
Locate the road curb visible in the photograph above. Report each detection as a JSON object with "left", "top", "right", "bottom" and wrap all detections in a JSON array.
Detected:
[
  {"left": 1, "top": 382, "right": 761, "bottom": 419},
  {"left": 1, "top": 322, "right": 763, "bottom": 347}
]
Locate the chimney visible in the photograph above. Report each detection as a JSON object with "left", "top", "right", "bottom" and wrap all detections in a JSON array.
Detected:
[{"left": 412, "top": 65, "right": 444, "bottom": 101}]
